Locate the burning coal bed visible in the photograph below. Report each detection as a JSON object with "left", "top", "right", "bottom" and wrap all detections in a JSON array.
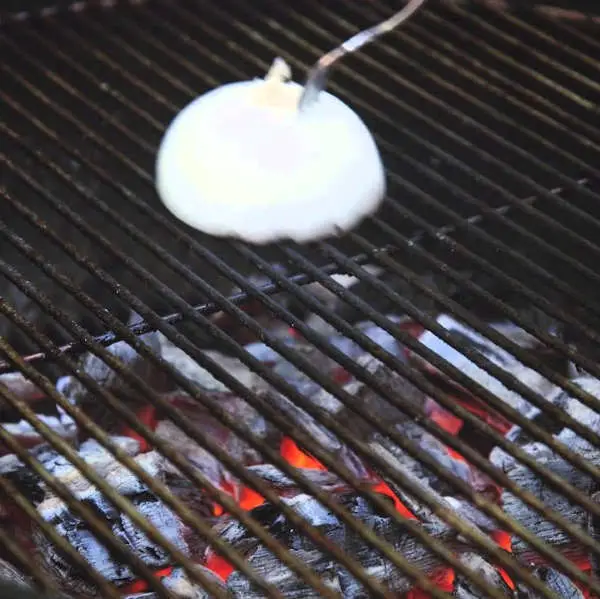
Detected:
[{"left": 0, "top": 280, "right": 598, "bottom": 598}]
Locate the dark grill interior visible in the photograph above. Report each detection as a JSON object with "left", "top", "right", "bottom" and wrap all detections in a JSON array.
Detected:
[{"left": 2, "top": 1, "right": 600, "bottom": 597}]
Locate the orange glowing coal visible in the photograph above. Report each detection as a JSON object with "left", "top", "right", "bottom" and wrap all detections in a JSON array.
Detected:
[
  {"left": 120, "top": 566, "right": 173, "bottom": 595},
  {"left": 213, "top": 480, "right": 265, "bottom": 517},
  {"left": 280, "top": 437, "right": 328, "bottom": 471},
  {"left": 121, "top": 405, "right": 158, "bottom": 453}
]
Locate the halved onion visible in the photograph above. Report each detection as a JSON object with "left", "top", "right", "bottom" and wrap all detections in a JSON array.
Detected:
[{"left": 156, "top": 58, "right": 386, "bottom": 244}]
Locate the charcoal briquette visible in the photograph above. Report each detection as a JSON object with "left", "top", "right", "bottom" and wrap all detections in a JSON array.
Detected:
[
  {"left": 502, "top": 453, "right": 599, "bottom": 561},
  {"left": 119, "top": 493, "right": 187, "bottom": 568},
  {"left": 162, "top": 565, "right": 226, "bottom": 598},
  {"left": 0, "top": 558, "right": 31, "bottom": 589},
  {"left": 517, "top": 566, "right": 585, "bottom": 599},
  {"left": 61, "top": 322, "right": 169, "bottom": 431},
  {"left": 453, "top": 553, "right": 513, "bottom": 598}
]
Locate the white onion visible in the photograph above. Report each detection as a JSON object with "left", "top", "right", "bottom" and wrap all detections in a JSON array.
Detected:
[{"left": 156, "top": 58, "right": 386, "bottom": 244}]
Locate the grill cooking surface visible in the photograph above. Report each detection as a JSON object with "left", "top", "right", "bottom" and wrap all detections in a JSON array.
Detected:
[{"left": 2, "top": 1, "right": 600, "bottom": 597}]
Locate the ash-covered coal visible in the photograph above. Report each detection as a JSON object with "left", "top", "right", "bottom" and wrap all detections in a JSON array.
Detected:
[
  {"left": 1, "top": 437, "right": 209, "bottom": 596},
  {"left": 369, "top": 425, "right": 477, "bottom": 497},
  {"left": 0, "top": 373, "right": 44, "bottom": 407},
  {"left": 216, "top": 492, "right": 463, "bottom": 598},
  {"left": 516, "top": 566, "right": 585, "bottom": 599},
  {"left": 499, "top": 444, "right": 600, "bottom": 565},
  {"left": 490, "top": 374, "right": 600, "bottom": 472},
  {"left": 0, "top": 557, "right": 32, "bottom": 590},
  {"left": 57, "top": 316, "right": 169, "bottom": 431},
  {"left": 453, "top": 553, "right": 513, "bottom": 598},
  {"left": 154, "top": 391, "right": 279, "bottom": 491},
  {"left": 34, "top": 454, "right": 193, "bottom": 593},
  {"left": 416, "top": 315, "right": 558, "bottom": 421},
  {"left": 245, "top": 464, "right": 359, "bottom": 497},
  {"left": 127, "top": 565, "right": 226, "bottom": 599}
]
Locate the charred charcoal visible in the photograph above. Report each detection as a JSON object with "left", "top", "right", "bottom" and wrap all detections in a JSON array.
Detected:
[
  {"left": 370, "top": 427, "right": 474, "bottom": 496},
  {"left": 245, "top": 464, "right": 356, "bottom": 496},
  {"left": 59, "top": 312, "right": 169, "bottom": 430},
  {"left": 443, "top": 498, "right": 500, "bottom": 534},
  {"left": 219, "top": 492, "right": 466, "bottom": 597},
  {"left": 119, "top": 491, "right": 188, "bottom": 567},
  {"left": 159, "top": 331, "right": 279, "bottom": 397},
  {"left": 162, "top": 565, "right": 226, "bottom": 598},
  {"left": 154, "top": 392, "right": 277, "bottom": 489},
  {"left": 516, "top": 566, "right": 585, "bottom": 599},
  {"left": 268, "top": 342, "right": 351, "bottom": 402},
  {"left": 264, "top": 391, "right": 370, "bottom": 480},
  {"left": 226, "top": 546, "right": 342, "bottom": 599},
  {"left": 0, "top": 558, "right": 31, "bottom": 589},
  {"left": 489, "top": 440, "right": 551, "bottom": 474},
  {"left": 502, "top": 451, "right": 600, "bottom": 563},
  {"left": 416, "top": 315, "right": 557, "bottom": 419},
  {"left": 492, "top": 375, "right": 600, "bottom": 471},
  {"left": 0, "top": 408, "right": 78, "bottom": 449},
  {"left": 453, "top": 553, "right": 513, "bottom": 598},
  {"left": 544, "top": 375, "right": 600, "bottom": 451},
  {"left": 336, "top": 355, "right": 425, "bottom": 441},
  {"left": 33, "top": 451, "right": 195, "bottom": 594},
  {"left": 0, "top": 453, "right": 45, "bottom": 505}
]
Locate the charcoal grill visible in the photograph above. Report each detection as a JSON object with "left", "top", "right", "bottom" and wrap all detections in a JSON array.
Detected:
[{"left": 2, "top": 0, "right": 600, "bottom": 597}]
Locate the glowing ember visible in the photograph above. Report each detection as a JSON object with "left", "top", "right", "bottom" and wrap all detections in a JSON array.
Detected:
[
  {"left": 213, "top": 480, "right": 265, "bottom": 517},
  {"left": 121, "top": 405, "right": 158, "bottom": 452},
  {"left": 120, "top": 566, "right": 173, "bottom": 595},
  {"left": 407, "top": 567, "right": 455, "bottom": 597},
  {"left": 280, "top": 437, "right": 327, "bottom": 471},
  {"left": 371, "top": 481, "right": 416, "bottom": 520},
  {"left": 206, "top": 552, "right": 235, "bottom": 583}
]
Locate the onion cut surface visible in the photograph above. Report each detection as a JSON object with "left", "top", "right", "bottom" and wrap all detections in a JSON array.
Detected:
[{"left": 156, "top": 58, "right": 386, "bottom": 244}]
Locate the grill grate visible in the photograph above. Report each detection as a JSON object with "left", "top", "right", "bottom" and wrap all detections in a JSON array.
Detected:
[{"left": 1, "top": 1, "right": 600, "bottom": 597}]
